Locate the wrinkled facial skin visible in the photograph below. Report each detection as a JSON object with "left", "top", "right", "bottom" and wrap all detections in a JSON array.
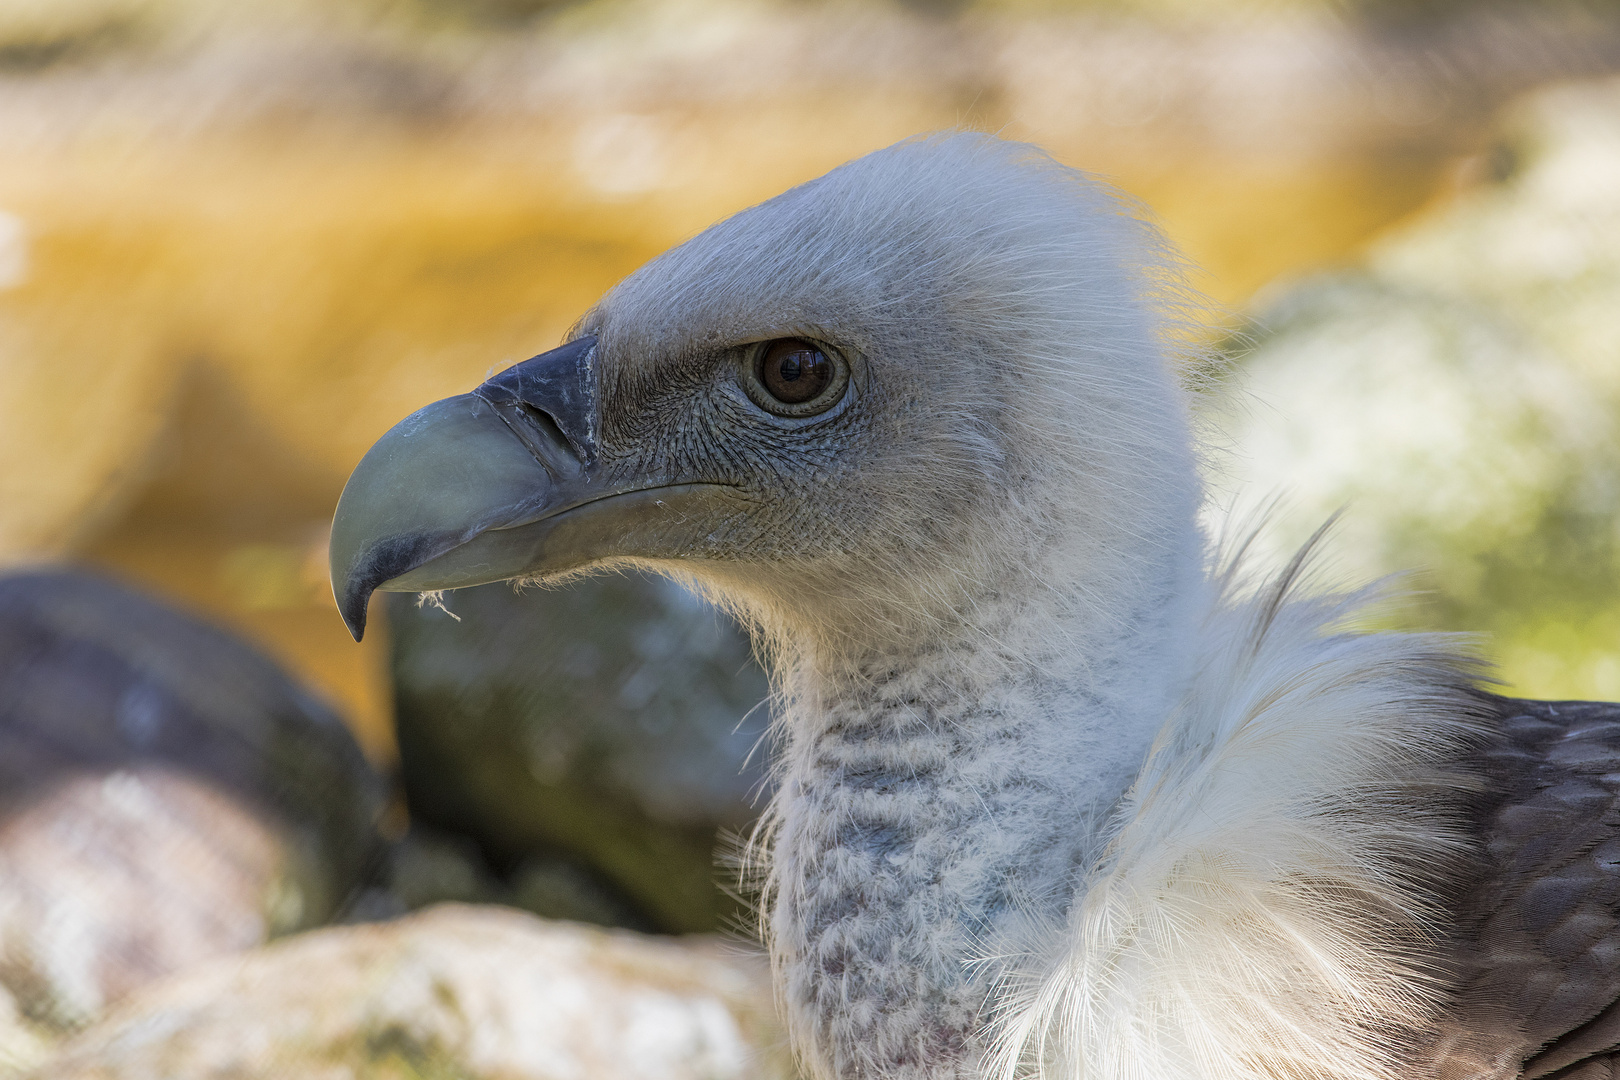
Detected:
[
  {"left": 572, "top": 300, "right": 1013, "bottom": 613},
  {"left": 571, "top": 225, "right": 1025, "bottom": 608},
  {"left": 585, "top": 332, "right": 870, "bottom": 559}
]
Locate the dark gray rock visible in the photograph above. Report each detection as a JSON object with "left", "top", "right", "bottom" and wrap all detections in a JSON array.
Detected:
[
  {"left": 388, "top": 572, "right": 771, "bottom": 934},
  {"left": 0, "top": 569, "right": 388, "bottom": 1031},
  {"left": 364, "top": 826, "right": 652, "bottom": 931}
]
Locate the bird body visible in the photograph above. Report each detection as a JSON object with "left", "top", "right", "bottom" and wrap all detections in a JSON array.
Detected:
[{"left": 329, "top": 134, "right": 1620, "bottom": 1080}]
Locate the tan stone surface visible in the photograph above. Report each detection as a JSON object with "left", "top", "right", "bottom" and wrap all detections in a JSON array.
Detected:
[
  {"left": 0, "top": 985, "right": 52, "bottom": 1078},
  {"left": 33, "top": 904, "right": 792, "bottom": 1080}
]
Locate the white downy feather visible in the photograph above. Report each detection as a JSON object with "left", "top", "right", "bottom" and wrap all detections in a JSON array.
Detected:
[{"left": 985, "top": 541, "right": 1487, "bottom": 1080}]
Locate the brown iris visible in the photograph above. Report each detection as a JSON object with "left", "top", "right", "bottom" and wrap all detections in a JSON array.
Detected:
[
  {"left": 741, "top": 337, "right": 849, "bottom": 418},
  {"left": 758, "top": 339, "right": 833, "bottom": 404}
]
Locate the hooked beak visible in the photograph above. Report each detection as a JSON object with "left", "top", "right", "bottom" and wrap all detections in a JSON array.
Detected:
[{"left": 329, "top": 336, "right": 731, "bottom": 641}]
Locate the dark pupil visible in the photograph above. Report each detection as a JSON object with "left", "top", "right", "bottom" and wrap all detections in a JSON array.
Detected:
[{"left": 761, "top": 340, "right": 831, "bottom": 404}]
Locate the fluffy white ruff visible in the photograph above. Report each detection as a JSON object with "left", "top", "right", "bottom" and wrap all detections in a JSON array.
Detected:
[{"left": 985, "top": 547, "right": 1486, "bottom": 1080}]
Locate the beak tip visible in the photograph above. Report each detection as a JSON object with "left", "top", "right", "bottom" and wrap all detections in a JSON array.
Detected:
[
  {"left": 337, "top": 582, "right": 370, "bottom": 642},
  {"left": 329, "top": 530, "right": 459, "bottom": 645}
]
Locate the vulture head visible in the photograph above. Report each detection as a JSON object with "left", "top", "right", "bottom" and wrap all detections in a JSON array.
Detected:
[{"left": 331, "top": 133, "right": 1202, "bottom": 669}]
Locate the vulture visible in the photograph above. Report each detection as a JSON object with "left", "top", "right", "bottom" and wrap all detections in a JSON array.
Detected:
[{"left": 328, "top": 133, "right": 1620, "bottom": 1080}]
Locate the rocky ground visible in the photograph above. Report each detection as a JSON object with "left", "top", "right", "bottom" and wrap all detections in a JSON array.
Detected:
[{"left": 0, "top": 571, "right": 784, "bottom": 1077}]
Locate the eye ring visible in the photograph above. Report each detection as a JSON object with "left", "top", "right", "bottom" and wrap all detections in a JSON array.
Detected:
[{"left": 741, "top": 338, "right": 850, "bottom": 418}]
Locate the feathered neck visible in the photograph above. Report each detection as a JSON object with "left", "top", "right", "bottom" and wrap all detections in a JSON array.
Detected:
[
  {"left": 753, "top": 523, "right": 1209, "bottom": 1080},
  {"left": 748, "top": 534, "right": 1488, "bottom": 1080}
]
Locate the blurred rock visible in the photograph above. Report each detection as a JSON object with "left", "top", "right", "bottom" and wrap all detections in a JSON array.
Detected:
[
  {"left": 507, "top": 854, "right": 651, "bottom": 928},
  {"left": 1214, "top": 273, "right": 1604, "bottom": 573},
  {"left": 389, "top": 574, "right": 770, "bottom": 934},
  {"left": 1374, "top": 79, "right": 1620, "bottom": 393},
  {"left": 1215, "top": 75, "right": 1620, "bottom": 699},
  {"left": 366, "top": 826, "right": 650, "bottom": 930},
  {"left": 0, "top": 570, "right": 387, "bottom": 1034},
  {"left": 383, "top": 827, "right": 502, "bottom": 912},
  {"left": 0, "top": 984, "right": 51, "bottom": 1076},
  {"left": 35, "top": 903, "right": 793, "bottom": 1080}
]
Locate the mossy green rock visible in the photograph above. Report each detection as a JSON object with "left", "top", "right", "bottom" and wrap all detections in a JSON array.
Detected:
[
  {"left": 388, "top": 574, "right": 770, "bottom": 933},
  {"left": 1215, "top": 76, "right": 1620, "bottom": 700}
]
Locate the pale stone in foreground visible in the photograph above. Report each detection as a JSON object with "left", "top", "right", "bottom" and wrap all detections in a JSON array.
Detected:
[
  {"left": 33, "top": 904, "right": 793, "bottom": 1080},
  {"left": 0, "top": 985, "right": 51, "bottom": 1076}
]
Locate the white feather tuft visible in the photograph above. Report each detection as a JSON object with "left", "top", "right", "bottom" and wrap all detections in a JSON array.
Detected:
[{"left": 984, "top": 535, "right": 1488, "bottom": 1080}]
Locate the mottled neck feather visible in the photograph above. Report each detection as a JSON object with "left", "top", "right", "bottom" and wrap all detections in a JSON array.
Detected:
[
  {"left": 757, "top": 536, "right": 1206, "bottom": 1080},
  {"left": 746, "top": 541, "right": 1491, "bottom": 1080}
]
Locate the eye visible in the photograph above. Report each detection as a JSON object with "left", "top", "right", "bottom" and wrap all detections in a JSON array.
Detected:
[
  {"left": 761, "top": 340, "right": 831, "bottom": 403},
  {"left": 743, "top": 338, "right": 849, "bottom": 418}
]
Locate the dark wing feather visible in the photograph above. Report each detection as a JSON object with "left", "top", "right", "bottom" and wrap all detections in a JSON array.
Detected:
[{"left": 1433, "top": 698, "right": 1620, "bottom": 1080}]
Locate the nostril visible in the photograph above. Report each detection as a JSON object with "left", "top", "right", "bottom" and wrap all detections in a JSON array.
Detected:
[
  {"left": 518, "top": 403, "right": 571, "bottom": 452},
  {"left": 484, "top": 399, "right": 587, "bottom": 481},
  {"left": 473, "top": 335, "right": 599, "bottom": 466}
]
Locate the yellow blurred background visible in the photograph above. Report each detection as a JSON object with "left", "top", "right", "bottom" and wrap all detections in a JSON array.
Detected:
[{"left": 3, "top": 0, "right": 1617, "bottom": 763}]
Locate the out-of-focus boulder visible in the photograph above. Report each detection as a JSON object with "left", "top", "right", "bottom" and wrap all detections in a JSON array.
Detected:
[
  {"left": 1213, "top": 273, "right": 1604, "bottom": 574},
  {"left": 35, "top": 903, "right": 793, "bottom": 1080},
  {"left": 0, "top": 984, "right": 51, "bottom": 1075},
  {"left": 358, "top": 826, "right": 651, "bottom": 931},
  {"left": 0, "top": 570, "right": 387, "bottom": 1034},
  {"left": 1214, "top": 76, "right": 1620, "bottom": 700},
  {"left": 389, "top": 574, "right": 771, "bottom": 934}
]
